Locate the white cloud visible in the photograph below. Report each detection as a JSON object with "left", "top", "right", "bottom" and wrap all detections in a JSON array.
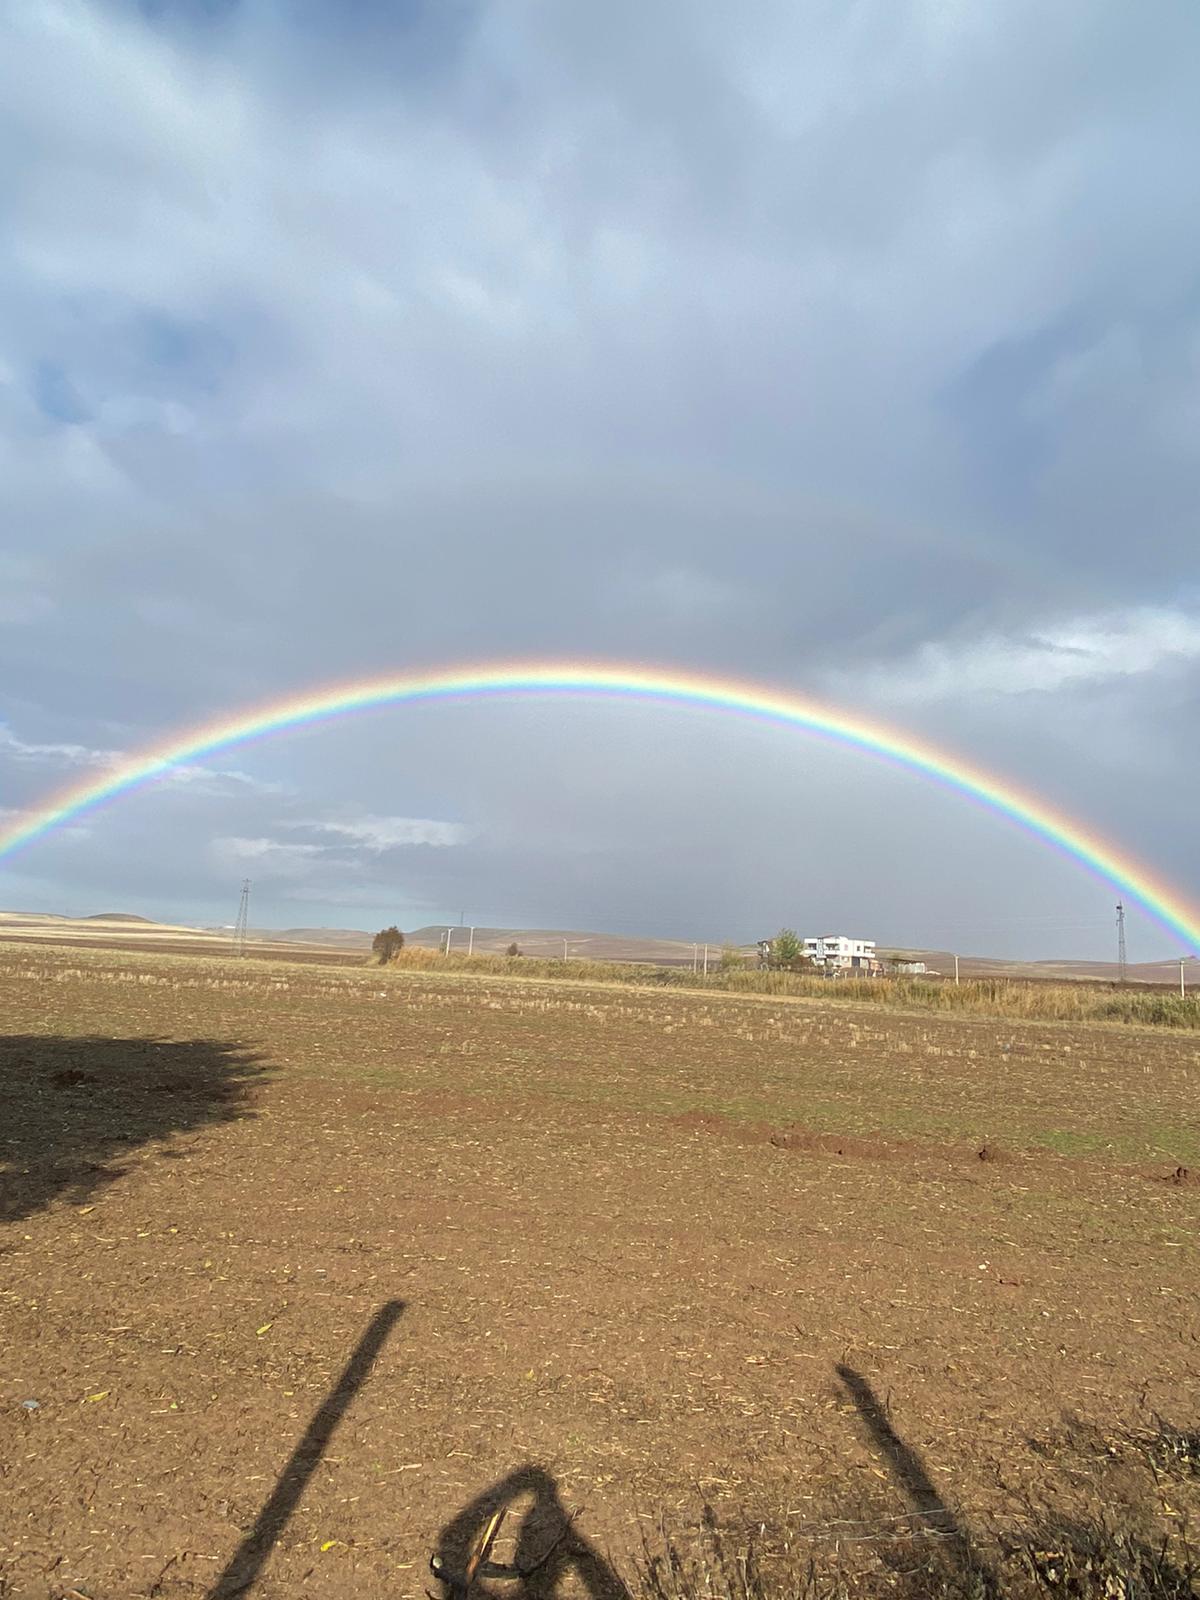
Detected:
[
  {"left": 842, "top": 604, "right": 1200, "bottom": 705},
  {"left": 208, "top": 813, "right": 470, "bottom": 887},
  {"left": 295, "top": 814, "right": 472, "bottom": 850},
  {"left": 0, "top": 725, "right": 123, "bottom": 768},
  {"left": 211, "top": 836, "right": 327, "bottom": 880},
  {"left": 160, "top": 764, "right": 292, "bottom": 798},
  {"left": 0, "top": 722, "right": 286, "bottom": 795}
]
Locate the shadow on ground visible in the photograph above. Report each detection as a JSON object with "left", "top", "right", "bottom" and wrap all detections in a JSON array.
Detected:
[
  {"left": 641, "top": 1373, "right": 1198, "bottom": 1600},
  {"left": 837, "top": 1362, "right": 1000, "bottom": 1596},
  {"left": 209, "top": 1300, "right": 406, "bottom": 1599},
  {"left": 0, "top": 1033, "right": 268, "bottom": 1224},
  {"left": 435, "top": 1465, "right": 630, "bottom": 1600},
  {"left": 649, "top": 1376, "right": 1200, "bottom": 1600}
]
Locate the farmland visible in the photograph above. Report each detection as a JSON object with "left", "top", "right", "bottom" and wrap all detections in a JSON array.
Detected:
[{"left": 2, "top": 943, "right": 1199, "bottom": 1599}]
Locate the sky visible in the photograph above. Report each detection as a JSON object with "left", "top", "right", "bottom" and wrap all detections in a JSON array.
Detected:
[{"left": 2, "top": 0, "right": 1199, "bottom": 958}]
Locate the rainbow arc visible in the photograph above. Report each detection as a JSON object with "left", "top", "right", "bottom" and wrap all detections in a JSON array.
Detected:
[{"left": 2, "top": 661, "right": 1196, "bottom": 951}]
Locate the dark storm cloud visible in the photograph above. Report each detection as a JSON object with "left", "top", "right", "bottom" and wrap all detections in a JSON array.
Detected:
[{"left": 2, "top": 0, "right": 1198, "bottom": 956}]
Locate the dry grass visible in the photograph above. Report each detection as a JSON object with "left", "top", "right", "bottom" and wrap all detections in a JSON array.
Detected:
[
  {"left": 377, "top": 949, "right": 1200, "bottom": 1030},
  {"left": 637, "top": 1503, "right": 1200, "bottom": 1600}
]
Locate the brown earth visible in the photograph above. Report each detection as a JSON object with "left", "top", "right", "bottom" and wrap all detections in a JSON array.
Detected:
[{"left": 1, "top": 944, "right": 1198, "bottom": 1600}]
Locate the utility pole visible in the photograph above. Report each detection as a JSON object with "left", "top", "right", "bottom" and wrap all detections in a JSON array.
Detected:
[
  {"left": 1116, "top": 901, "right": 1127, "bottom": 984},
  {"left": 953, "top": 953, "right": 959, "bottom": 986},
  {"left": 1181, "top": 957, "right": 1189, "bottom": 999},
  {"left": 234, "top": 879, "right": 251, "bottom": 958},
  {"left": 444, "top": 927, "right": 453, "bottom": 955},
  {"left": 692, "top": 943, "right": 698, "bottom": 974},
  {"left": 703, "top": 943, "right": 709, "bottom": 977},
  {"left": 467, "top": 926, "right": 475, "bottom": 957},
  {"left": 563, "top": 938, "right": 568, "bottom": 961}
]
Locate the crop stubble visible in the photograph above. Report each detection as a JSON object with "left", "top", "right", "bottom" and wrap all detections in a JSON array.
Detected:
[{"left": 1, "top": 945, "right": 1198, "bottom": 1598}]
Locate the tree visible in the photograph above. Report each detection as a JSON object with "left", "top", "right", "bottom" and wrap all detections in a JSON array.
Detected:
[
  {"left": 372, "top": 926, "right": 405, "bottom": 963},
  {"left": 506, "top": 942, "right": 521, "bottom": 958},
  {"left": 771, "top": 928, "right": 803, "bottom": 967}
]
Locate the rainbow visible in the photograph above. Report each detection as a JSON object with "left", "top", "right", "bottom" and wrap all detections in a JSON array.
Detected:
[{"left": 2, "top": 659, "right": 1197, "bottom": 950}]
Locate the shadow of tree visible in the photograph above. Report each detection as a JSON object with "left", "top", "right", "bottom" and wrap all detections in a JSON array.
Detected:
[{"left": 0, "top": 1033, "right": 267, "bottom": 1224}]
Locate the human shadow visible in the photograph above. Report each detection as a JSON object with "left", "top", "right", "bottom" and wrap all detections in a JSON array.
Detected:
[
  {"left": 433, "top": 1465, "right": 630, "bottom": 1600},
  {"left": 209, "top": 1299, "right": 406, "bottom": 1599},
  {"left": 836, "top": 1363, "right": 998, "bottom": 1594},
  {"left": 0, "top": 1033, "right": 267, "bottom": 1224}
]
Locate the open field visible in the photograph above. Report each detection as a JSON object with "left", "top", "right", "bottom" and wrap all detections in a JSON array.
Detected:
[
  {"left": 4, "top": 908, "right": 1195, "bottom": 989},
  {"left": 4, "top": 914, "right": 1199, "bottom": 1024},
  {"left": 384, "top": 947, "right": 1200, "bottom": 1027},
  {"left": 2, "top": 944, "right": 1199, "bottom": 1599},
  {"left": 0, "top": 913, "right": 365, "bottom": 968}
]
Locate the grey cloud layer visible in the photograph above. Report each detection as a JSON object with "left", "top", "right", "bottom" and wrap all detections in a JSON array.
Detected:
[{"left": 2, "top": 0, "right": 1198, "bottom": 955}]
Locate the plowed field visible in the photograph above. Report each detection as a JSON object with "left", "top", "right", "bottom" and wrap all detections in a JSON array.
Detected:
[{"left": 2, "top": 946, "right": 1198, "bottom": 1599}]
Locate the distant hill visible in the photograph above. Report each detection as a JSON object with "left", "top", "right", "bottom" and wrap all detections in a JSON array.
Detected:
[
  {"left": 269, "top": 927, "right": 373, "bottom": 950},
  {"left": 880, "top": 946, "right": 1194, "bottom": 987},
  {"left": 0, "top": 907, "right": 1191, "bottom": 986},
  {"left": 0, "top": 910, "right": 367, "bottom": 965},
  {"left": 268, "top": 923, "right": 726, "bottom": 965},
  {"left": 405, "top": 925, "right": 728, "bottom": 966},
  {"left": 0, "top": 910, "right": 227, "bottom": 945}
]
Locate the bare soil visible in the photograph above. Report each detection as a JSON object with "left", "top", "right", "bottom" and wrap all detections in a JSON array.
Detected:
[{"left": 1, "top": 945, "right": 1197, "bottom": 1600}]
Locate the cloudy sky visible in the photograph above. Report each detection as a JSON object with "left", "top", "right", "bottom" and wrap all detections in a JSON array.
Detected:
[{"left": 3, "top": 0, "right": 1199, "bottom": 958}]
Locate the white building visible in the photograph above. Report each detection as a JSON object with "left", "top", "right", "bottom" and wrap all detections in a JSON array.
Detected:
[{"left": 803, "top": 935, "right": 879, "bottom": 973}]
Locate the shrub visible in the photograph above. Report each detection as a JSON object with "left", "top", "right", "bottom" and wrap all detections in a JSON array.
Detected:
[
  {"left": 719, "top": 944, "right": 747, "bottom": 973},
  {"left": 371, "top": 926, "right": 405, "bottom": 963}
]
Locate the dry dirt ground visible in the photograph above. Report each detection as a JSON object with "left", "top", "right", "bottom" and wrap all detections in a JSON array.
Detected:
[{"left": 2, "top": 945, "right": 1198, "bottom": 1600}]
